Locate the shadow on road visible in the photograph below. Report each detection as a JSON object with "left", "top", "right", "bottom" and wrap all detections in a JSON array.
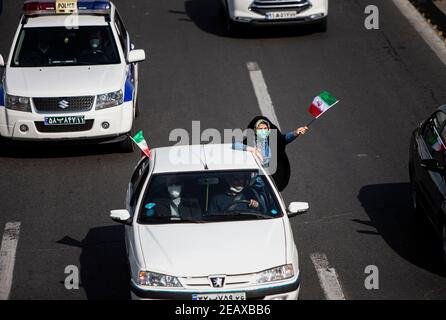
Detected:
[
  {"left": 181, "top": 0, "right": 322, "bottom": 39},
  {"left": 57, "top": 225, "right": 130, "bottom": 300},
  {"left": 357, "top": 183, "right": 446, "bottom": 277},
  {"left": 0, "top": 140, "right": 130, "bottom": 159}
]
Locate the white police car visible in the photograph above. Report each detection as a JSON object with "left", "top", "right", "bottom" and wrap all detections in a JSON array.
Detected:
[
  {"left": 110, "top": 144, "right": 308, "bottom": 300},
  {"left": 222, "top": 0, "right": 329, "bottom": 33},
  {"left": 0, "top": 0, "right": 145, "bottom": 150}
]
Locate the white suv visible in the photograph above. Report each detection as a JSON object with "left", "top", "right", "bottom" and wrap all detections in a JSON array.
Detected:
[
  {"left": 222, "top": 0, "right": 329, "bottom": 33},
  {"left": 110, "top": 144, "right": 309, "bottom": 300},
  {"left": 0, "top": 0, "right": 145, "bottom": 151}
]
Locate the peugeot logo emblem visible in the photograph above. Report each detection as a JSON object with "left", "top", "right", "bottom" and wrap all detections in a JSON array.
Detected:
[
  {"left": 209, "top": 276, "right": 225, "bottom": 288},
  {"left": 58, "top": 100, "right": 69, "bottom": 109}
]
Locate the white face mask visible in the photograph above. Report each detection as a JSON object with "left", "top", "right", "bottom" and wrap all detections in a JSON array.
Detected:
[
  {"left": 230, "top": 186, "right": 244, "bottom": 193},
  {"left": 90, "top": 38, "right": 100, "bottom": 49},
  {"left": 168, "top": 184, "right": 182, "bottom": 199}
]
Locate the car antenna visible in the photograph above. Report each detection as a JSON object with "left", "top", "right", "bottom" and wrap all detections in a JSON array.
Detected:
[{"left": 201, "top": 144, "right": 209, "bottom": 170}]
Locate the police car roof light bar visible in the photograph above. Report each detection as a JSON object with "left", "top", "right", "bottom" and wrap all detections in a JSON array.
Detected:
[{"left": 23, "top": 0, "right": 111, "bottom": 17}]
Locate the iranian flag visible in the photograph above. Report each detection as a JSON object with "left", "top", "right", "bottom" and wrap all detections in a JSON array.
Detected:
[
  {"left": 130, "top": 130, "right": 151, "bottom": 158},
  {"left": 431, "top": 127, "right": 446, "bottom": 152},
  {"left": 308, "top": 91, "right": 339, "bottom": 118}
]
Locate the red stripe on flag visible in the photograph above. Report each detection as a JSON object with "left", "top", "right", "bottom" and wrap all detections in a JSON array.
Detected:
[{"left": 308, "top": 103, "right": 323, "bottom": 118}]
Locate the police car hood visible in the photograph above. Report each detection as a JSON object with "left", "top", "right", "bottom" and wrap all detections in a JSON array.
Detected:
[
  {"left": 6, "top": 65, "right": 125, "bottom": 97},
  {"left": 138, "top": 219, "right": 287, "bottom": 277}
]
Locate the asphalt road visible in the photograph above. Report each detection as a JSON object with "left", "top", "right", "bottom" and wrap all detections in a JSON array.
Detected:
[{"left": 1, "top": 0, "right": 446, "bottom": 300}]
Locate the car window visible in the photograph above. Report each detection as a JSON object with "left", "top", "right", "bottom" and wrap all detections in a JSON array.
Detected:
[
  {"left": 114, "top": 11, "right": 128, "bottom": 54},
  {"left": 129, "top": 157, "right": 151, "bottom": 210},
  {"left": 138, "top": 170, "right": 282, "bottom": 224},
  {"left": 12, "top": 26, "right": 121, "bottom": 67},
  {"left": 423, "top": 116, "right": 446, "bottom": 163},
  {"left": 436, "top": 111, "right": 446, "bottom": 129}
]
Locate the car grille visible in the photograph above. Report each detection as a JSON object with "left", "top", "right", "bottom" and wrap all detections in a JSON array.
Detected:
[
  {"left": 33, "top": 96, "right": 95, "bottom": 113},
  {"left": 34, "top": 120, "right": 94, "bottom": 133},
  {"left": 249, "top": 0, "right": 312, "bottom": 15},
  {"left": 181, "top": 274, "right": 252, "bottom": 290}
]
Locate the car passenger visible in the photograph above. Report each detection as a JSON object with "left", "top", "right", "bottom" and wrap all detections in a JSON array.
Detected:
[
  {"left": 208, "top": 173, "right": 261, "bottom": 215},
  {"left": 79, "top": 30, "right": 110, "bottom": 64},
  {"left": 147, "top": 177, "right": 201, "bottom": 219}
]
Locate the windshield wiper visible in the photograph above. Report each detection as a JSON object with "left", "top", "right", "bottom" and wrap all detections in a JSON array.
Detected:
[
  {"left": 144, "top": 216, "right": 205, "bottom": 224},
  {"left": 205, "top": 212, "right": 275, "bottom": 220},
  {"left": 175, "top": 217, "right": 205, "bottom": 224}
]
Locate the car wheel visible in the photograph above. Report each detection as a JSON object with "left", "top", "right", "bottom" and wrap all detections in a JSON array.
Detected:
[
  {"left": 411, "top": 181, "right": 423, "bottom": 215},
  {"left": 117, "top": 128, "right": 135, "bottom": 153},
  {"left": 134, "top": 95, "right": 140, "bottom": 118},
  {"left": 316, "top": 17, "right": 327, "bottom": 33},
  {"left": 226, "top": 17, "right": 238, "bottom": 36}
]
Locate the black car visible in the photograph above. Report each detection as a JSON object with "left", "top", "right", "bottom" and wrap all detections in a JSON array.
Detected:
[{"left": 409, "top": 105, "right": 446, "bottom": 263}]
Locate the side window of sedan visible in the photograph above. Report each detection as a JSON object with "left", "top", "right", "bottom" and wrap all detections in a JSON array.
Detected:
[
  {"left": 129, "top": 158, "right": 151, "bottom": 211},
  {"left": 422, "top": 117, "right": 445, "bottom": 163},
  {"left": 114, "top": 11, "right": 128, "bottom": 55}
]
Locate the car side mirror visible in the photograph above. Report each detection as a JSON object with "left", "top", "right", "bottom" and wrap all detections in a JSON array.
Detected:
[
  {"left": 420, "top": 159, "right": 444, "bottom": 174},
  {"left": 127, "top": 49, "right": 146, "bottom": 64},
  {"left": 0, "top": 54, "right": 5, "bottom": 67},
  {"left": 287, "top": 202, "right": 309, "bottom": 218},
  {"left": 110, "top": 209, "right": 132, "bottom": 225}
]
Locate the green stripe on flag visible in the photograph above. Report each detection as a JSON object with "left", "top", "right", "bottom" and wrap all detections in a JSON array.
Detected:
[
  {"left": 319, "top": 91, "right": 338, "bottom": 106},
  {"left": 133, "top": 130, "right": 145, "bottom": 144}
]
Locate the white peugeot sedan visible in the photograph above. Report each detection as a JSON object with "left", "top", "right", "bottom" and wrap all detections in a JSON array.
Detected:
[
  {"left": 0, "top": 0, "right": 145, "bottom": 151},
  {"left": 110, "top": 144, "right": 308, "bottom": 300},
  {"left": 222, "top": 0, "right": 329, "bottom": 33}
]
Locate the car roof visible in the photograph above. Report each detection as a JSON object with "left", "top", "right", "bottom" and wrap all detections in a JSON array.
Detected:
[
  {"left": 21, "top": 1, "right": 116, "bottom": 27},
  {"left": 23, "top": 15, "right": 109, "bottom": 27},
  {"left": 152, "top": 144, "right": 261, "bottom": 174}
]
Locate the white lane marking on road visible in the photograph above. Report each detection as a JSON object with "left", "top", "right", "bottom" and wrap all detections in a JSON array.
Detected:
[
  {"left": 392, "top": 0, "right": 446, "bottom": 66},
  {"left": 310, "top": 253, "right": 346, "bottom": 300},
  {"left": 246, "top": 62, "right": 282, "bottom": 130},
  {"left": 0, "top": 222, "right": 21, "bottom": 300}
]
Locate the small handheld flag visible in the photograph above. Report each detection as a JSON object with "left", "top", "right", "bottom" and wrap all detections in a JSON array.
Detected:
[
  {"left": 130, "top": 130, "right": 151, "bottom": 158},
  {"left": 431, "top": 126, "right": 446, "bottom": 152},
  {"left": 308, "top": 91, "right": 339, "bottom": 119}
]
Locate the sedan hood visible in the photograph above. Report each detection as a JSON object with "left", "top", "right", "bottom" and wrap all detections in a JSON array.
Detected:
[
  {"left": 5, "top": 64, "right": 125, "bottom": 97},
  {"left": 137, "top": 219, "right": 287, "bottom": 277}
]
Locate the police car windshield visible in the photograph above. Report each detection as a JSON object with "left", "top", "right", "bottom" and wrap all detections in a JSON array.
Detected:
[
  {"left": 138, "top": 170, "right": 283, "bottom": 225},
  {"left": 12, "top": 26, "right": 120, "bottom": 67}
]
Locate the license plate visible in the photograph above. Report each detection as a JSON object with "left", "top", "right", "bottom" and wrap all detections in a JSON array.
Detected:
[
  {"left": 192, "top": 292, "right": 246, "bottom": 300},
  {"left": 265, "top": 11, "right": 298, "bottom": 20},
  {"left": 44, "top": 116, "right": 85, "bottom": 126},
  {"left": 56, "top": 0, "right": 78, "bottom": 14}
]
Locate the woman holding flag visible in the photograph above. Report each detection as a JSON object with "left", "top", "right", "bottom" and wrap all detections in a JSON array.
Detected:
[
  {"left": 233, "top": 91, "right": 339, "bottom": 191},
  {"left": 233, "top": 116, "right": 309, "bottom": 192}
]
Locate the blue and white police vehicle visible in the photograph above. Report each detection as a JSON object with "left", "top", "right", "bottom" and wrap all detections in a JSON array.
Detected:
[{"left": 0, "top": 0, "right": 146, "bottom": 150}]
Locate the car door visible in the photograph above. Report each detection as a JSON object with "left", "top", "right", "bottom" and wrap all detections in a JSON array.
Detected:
[
  {"left": 125, "top": 157, "right": 151, "bottom": 257},
  {"left": 114, "top": 11, "right": 137, "bottom": 99},
  {"left": 415, "top": 111, "right": 446, "bottom": 232}
]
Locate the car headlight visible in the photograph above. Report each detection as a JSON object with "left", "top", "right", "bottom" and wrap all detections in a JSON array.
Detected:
[
  {"left": 5, "top": 95, "right": 31, "bottom": 112},
  {"left": 138, "top": 271, "right": 183, "bottom": 288},
  {"left": 255, "top": 264, "right": 294, "bottom": 284},
  {"left": 95, "top": 90, "right": 123, "bottom": 110}
]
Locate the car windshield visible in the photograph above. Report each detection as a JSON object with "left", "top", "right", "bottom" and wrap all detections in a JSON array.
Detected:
[
  {"left": 12, "top": 26, "right": 120, "bottom": 67},
  {"left": 138, "top": 170, "right": 283, "bottom": 224}
]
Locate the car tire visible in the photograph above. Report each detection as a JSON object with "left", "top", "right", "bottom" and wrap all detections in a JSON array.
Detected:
[
  {"left": 117, "top": 129, "right": 135, "bottom": 153},
  {"left": 134, "top": 95, "right": 140, "bottom": 118},
  {"left": 316, "top": 17, "right": 327, "bottom": 33},
  {"left": 411, "top": 180, "right": 423, "bottom": 216},
  {"left": 226, "top": 17, "right": 239, "bottom": 36}
]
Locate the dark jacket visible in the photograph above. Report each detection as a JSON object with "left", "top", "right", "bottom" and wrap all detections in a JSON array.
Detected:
[
  {"left": 149, "top": 198, "right": 201, "bottom": 219},
  {"left": 244, "top": 116, "right": 293, "bottom": 192}
]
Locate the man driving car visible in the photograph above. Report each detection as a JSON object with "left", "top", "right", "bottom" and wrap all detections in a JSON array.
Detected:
[{"left": 208, "top": 173, "right": 261, "bottom": 215}]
